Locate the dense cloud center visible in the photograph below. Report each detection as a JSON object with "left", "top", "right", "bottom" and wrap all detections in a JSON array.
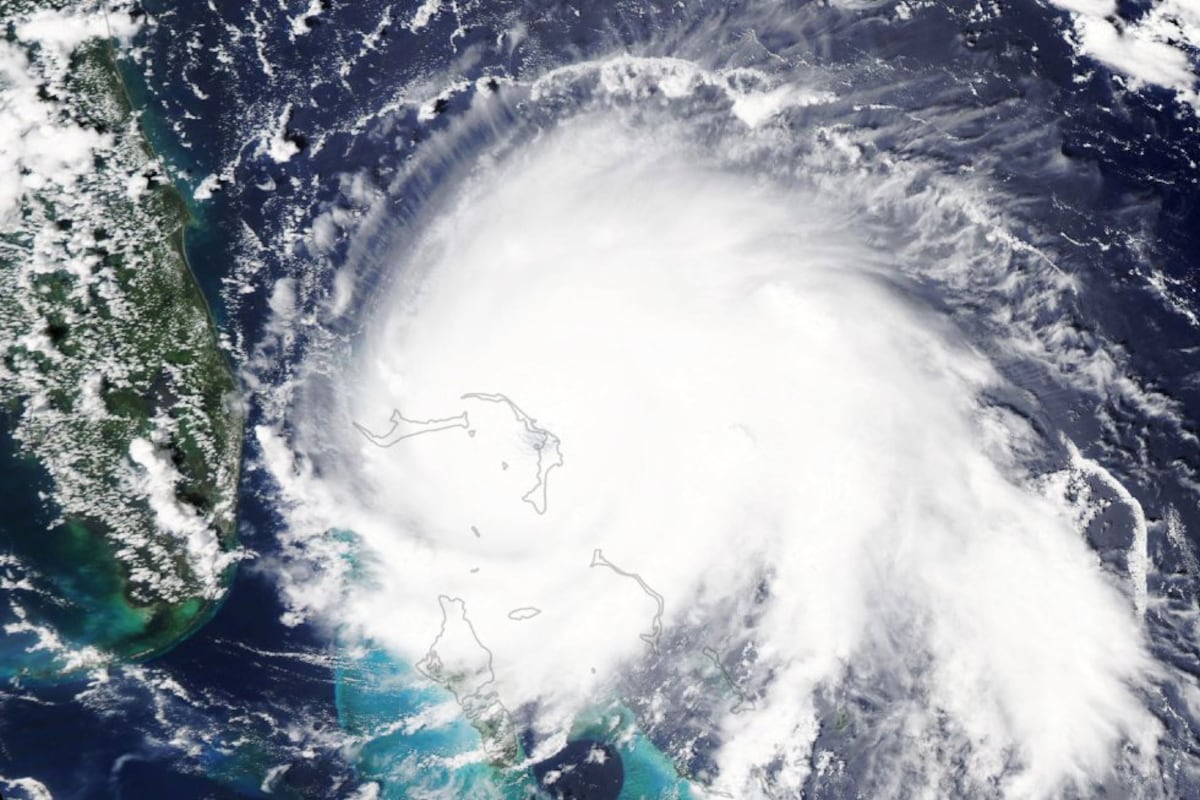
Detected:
[{"left": 322, "top": 119, "right": 1156, "bottom": 797}]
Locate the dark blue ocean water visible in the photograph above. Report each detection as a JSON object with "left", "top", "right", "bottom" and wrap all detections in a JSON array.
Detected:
[{"left": 3, "top": 0, "right": 1200, "bottom": 797}]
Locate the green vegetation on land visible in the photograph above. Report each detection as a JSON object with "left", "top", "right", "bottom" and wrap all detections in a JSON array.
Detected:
[{"left": 0, "top": 1, "right": 242, "bottom": 676}]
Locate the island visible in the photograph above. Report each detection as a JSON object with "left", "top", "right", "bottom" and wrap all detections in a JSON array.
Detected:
[{"left": 416, "top": 595, "right": 521, "bottom": 764}]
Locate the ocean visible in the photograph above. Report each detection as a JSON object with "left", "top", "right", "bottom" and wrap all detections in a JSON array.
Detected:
[{"left": 3, "top": 0, "right": 1200, "bottom": 797}]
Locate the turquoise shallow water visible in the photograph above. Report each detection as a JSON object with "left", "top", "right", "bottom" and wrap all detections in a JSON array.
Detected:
[
  {"left": 335, "top": 638, "right": 534, "bottom": 799},
  {"left": 334, "top": 635, "right": 697, "bottom": 799},
  {"left": 0, "top": 416, "right": 185, "bottom": 677},
  {"left": 330, "top": 524, "right": 695, "bottom": 798},
  {"left": 0, "top": 48, "right": 239, "bottom": 684},
  {"left": 569, "top": 706, "right": 698, "bottom": 800},
  {"left": 116, "top": 55, "right": 232, "bottom": 327},
  {"left": 3, "top": 0, "right": 1197, "bottom": 794}
]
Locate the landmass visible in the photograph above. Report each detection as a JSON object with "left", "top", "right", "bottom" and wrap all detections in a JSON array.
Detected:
[
  {"left": 461, "top": 392, "right": 563, "bottom": 514},
  {"left": 355, "top": 392, "right": 563, "bottom": 515},
  {"left": 416, "top": 595, "right": 521, "bottom": 764},
  {"left": 702, "top": 645, "right": 757, "bottom": 713},
  {"left": 590, "top": 549, "right": 665, "bottom": 653},
  {"left": 507, "top": 606, "right": 542, "bottom": 621},
  {"left": 352, "top": 407, "right": 469, "bottom": 447},
  {"left": 0, "top": 1, "right": 242, "bottom": 675}
]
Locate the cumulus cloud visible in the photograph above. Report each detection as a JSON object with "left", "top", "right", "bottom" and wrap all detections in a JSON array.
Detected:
[
  {"left": 1047, "top": 0, "right": 1200, "bottom": 110},
  {"left": 0, "top": 3, "right": 141, "bottom": 227},
  {"left": 0, "top": 41, "right": 108, "bottom": 227}
]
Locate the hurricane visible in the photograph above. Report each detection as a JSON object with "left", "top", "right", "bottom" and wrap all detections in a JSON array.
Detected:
[{"left": 2, "top": 0, "right": 1200, "bottom": 798}]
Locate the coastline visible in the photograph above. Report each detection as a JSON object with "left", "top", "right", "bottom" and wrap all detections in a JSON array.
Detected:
[{"left": 0, "top": 7, "right": 245, "bottom": 678}]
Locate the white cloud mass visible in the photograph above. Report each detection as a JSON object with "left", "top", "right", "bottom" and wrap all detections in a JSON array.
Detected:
[
  {"left": 1047, "top": 0, "right": 1200, "bottom": 110},
  {"left": 272, "top": 114, "right": 1162, "bottom": 798}
]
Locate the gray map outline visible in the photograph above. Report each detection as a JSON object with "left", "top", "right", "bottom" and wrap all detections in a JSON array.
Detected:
[
  {"left": 353, "top": 392, "right": 562, "bottom": 515},
  {"left": 415, "top": 594, "right": 521, "bottom": 763},
  {"left": 461, "top": 392, "right": 563, "bottom": 515},
  {"left": 590, "top": 548, "right": 666, "bottom": 654},
  {"left": 352, "top": 408, "right": 470, "bottom": 447}
]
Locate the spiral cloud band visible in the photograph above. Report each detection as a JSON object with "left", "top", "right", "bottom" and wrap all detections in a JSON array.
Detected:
[{"left": 266, "top": 105, "right": 1163, "bottom": 798}]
